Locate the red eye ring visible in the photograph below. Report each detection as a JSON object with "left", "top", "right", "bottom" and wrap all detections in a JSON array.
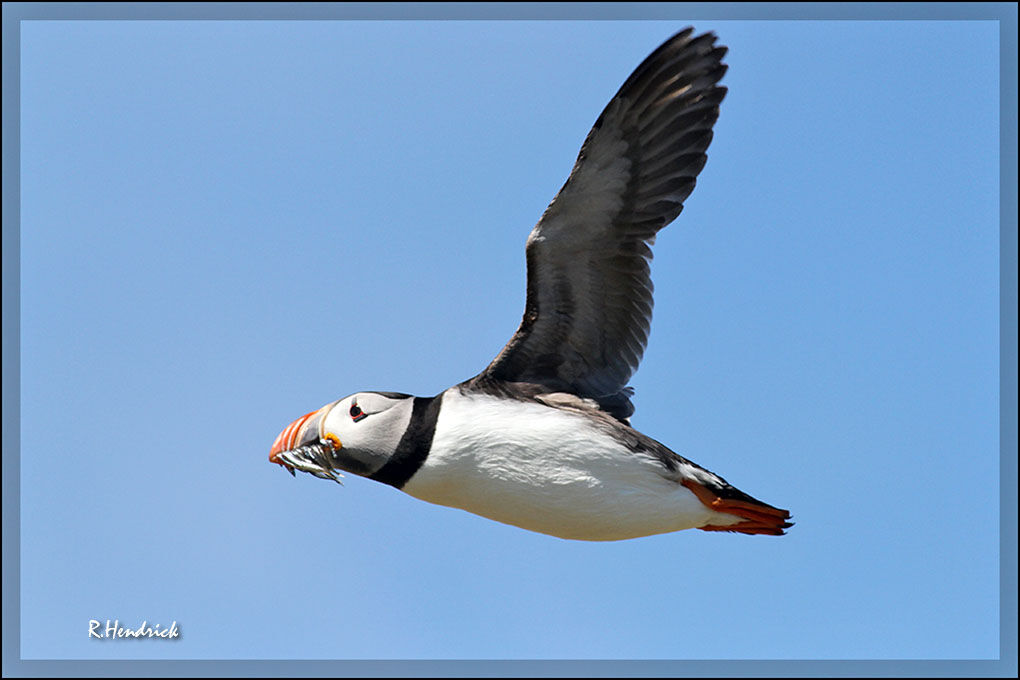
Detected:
[{"left": 350, "top": 402, "right": 367, "bottom": 422}]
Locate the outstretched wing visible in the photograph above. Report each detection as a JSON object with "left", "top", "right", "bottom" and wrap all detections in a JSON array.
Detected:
[{"left": 473, "top": 28, "right": 727, "bottom": 420}]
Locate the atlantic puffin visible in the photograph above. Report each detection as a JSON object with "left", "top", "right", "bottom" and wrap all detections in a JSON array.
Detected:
[{"left": 269, "top": 28, "right": 792, "bottom": 541}]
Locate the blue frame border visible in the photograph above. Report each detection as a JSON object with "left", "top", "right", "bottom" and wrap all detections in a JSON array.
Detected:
[{"left": 3, "top": 3, "right": 1016, "bottom": 678}]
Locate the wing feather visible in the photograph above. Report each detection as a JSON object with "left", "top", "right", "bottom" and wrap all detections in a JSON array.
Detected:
[{"left": 471, "top": 29, "right": 727, "bottom": 420}]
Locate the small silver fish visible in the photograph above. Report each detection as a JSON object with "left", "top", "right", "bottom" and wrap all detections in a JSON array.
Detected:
[{"left": 272, "top": 440, "right": 344, "bottom": 485}]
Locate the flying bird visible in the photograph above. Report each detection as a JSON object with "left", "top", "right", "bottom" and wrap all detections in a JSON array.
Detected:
[{"left": 269, "top": 28, "right": 792, "bottom": 541}]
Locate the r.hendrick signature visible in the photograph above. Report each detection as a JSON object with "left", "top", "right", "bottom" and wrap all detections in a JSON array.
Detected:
[{"left": 88, "top": 619, "right": 180, "bottom": 640}]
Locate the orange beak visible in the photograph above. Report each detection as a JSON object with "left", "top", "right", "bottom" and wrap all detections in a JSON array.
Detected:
[{"left": 268, "top": 410, "right": 318, "bottom": 465}]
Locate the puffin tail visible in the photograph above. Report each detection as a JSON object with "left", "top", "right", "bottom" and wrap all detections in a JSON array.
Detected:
[{"left": 682, "top": 479, "right": 793, "bottom": 536}]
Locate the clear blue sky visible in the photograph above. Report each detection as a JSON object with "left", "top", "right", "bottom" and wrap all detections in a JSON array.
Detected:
[{"left": 18, "top": 19, "right": 1001, "bottom": 660}]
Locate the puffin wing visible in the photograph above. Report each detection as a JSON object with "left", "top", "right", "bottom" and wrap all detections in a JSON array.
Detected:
[{"left": 474, "top": 28, "right": 727, "bottom": 420}]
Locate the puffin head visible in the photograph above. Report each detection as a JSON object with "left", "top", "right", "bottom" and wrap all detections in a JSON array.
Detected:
[{"left": 268, "top": 391, "right": 415, "bottom": 483}]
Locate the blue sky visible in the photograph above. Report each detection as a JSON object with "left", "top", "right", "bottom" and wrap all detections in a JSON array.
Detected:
[{"left": 17, "top": 18, "right": 1002, "bottom": 661}]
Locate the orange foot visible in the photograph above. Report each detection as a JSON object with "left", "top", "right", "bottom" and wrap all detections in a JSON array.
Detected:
[{"left": 682, "top": 479, "right": 793, "bottom": 536}]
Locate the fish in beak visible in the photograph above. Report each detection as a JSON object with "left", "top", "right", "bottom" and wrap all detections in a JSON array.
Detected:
[{"left": 268, "top": 407, "right": 344, "bottom": 484}]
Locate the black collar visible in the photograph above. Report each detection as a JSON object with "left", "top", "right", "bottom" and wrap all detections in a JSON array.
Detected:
[{"left": 368, "top": 394, "right": 443, "bottom": 489}]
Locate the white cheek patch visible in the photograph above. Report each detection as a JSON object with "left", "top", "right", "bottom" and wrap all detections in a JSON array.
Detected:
[{"left": 320, "top": 396, "right": 416, "bottom": 477}]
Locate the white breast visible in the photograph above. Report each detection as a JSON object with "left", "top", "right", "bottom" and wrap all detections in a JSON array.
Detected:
[{"left": 401, "top": 389, "right": 738, "bottom": 541}]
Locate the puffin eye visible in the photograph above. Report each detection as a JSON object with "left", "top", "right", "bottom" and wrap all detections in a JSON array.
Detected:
[{"left": 349, "top": 402, "right": 367, "bottom": 422}]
